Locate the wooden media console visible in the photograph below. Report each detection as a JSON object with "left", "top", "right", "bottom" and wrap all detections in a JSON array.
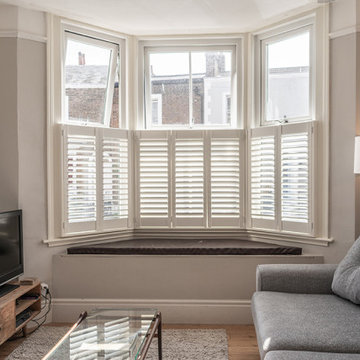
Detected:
[{"left": 0, "top": 280, "right": 41, "bottom": 345}]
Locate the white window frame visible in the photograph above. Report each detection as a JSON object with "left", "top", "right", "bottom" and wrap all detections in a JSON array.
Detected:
[
  {"left": 63, "top": 31, "right": 119, "bottom": 127},
  {"left": 254, "top": 17, "right": 316, "bottom": 127},
  {"left": 60, "top": 22, "right": 127, "bottom": 129},
  {"left": 138, "top": 38, "right": 243, "bottom": 130}
]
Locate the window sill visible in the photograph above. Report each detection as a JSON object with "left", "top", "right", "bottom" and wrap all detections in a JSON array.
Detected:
[
  {"left": 43, "top": 229, "right": 134, "bottom": 247},
  {"left": 44, "top": 227, "right": 333, "bottom": 248}
]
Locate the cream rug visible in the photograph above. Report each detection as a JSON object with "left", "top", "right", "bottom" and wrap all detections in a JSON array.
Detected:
[{"left": 7, "top": 326, "right": 228, "bottom": 359}]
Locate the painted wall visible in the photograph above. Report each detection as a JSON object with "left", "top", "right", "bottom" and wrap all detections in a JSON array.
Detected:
[
  {"left": 0, "top": 38, "right": 19, "bottom": 210},
  {"left": 17, "top": 37, "right": 66, "bottom": 284},
  {"left": 0, "top": 5, "right": 66, "bottom": 287}
]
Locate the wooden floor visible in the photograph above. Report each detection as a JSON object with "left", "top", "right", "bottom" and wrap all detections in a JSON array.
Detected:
[{"left": 0, "top": 324, "right": 260, "bottom": 360}]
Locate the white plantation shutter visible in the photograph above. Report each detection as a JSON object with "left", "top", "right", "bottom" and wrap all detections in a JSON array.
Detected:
[
  {"left": 173, "top": 131, "right": 205, "bottom": 227},
  {"left": 102, "top": 129, "right": 129, "bottom": 229},
  {"left": 209, "top": 130, "right": 242, "bottom": 227},
  {"left": 250, "top": 127, "right": 276, "bottom": 230},
  {"left": 62, "top": 125, "right": 130, "bottom": 235},
  {"left": 281, "top": 122, "right": 313, "bottom": 233},
  {"left": 249, "top": 123, "right": 313, "bottom": 234},
  {"left": 63, "top": 126, "right": 97, "bottom": 234},
  {"left": 136, "top": 131, "right": 170, "bottom": 227}
]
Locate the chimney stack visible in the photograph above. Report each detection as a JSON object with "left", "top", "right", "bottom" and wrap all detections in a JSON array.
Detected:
[{"left": 78, "top": 52, "right": 86, "bottom": 65}]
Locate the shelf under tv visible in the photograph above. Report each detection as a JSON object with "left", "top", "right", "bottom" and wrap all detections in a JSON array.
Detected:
[{"left": 0, "top": 279, "right": 41, "bottom": 344}]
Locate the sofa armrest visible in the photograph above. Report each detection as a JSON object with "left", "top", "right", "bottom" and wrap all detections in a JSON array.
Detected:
[{"left": 256, "top": 264, "right": 337, "bottom": 294}]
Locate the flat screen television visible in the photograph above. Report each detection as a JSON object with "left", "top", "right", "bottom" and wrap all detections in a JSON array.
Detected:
[{"left": 0, "top": 210, "right": 23, "bottom": 297}]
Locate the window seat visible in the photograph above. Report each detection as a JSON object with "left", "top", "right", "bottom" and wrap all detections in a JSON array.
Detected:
[{"left": 67, "top": 238, "right": 301, "bottom": 256}]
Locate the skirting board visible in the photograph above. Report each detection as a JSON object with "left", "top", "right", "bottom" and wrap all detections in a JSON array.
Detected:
[{"left": 52, "top": 298, "right": 253, "bottom": 325}]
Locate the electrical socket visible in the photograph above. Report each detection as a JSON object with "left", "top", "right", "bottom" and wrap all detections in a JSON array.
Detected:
[{"left": 41, "top": 282, "right": 49, "bottom": 291}]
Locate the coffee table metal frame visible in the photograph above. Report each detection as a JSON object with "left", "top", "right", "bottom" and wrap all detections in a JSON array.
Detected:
[{"left": 138, "top": 311, "right": 162, "bottom": 360}]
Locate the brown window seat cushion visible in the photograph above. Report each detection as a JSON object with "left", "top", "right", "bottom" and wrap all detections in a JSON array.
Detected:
[{"left": 67, "top": 238, "right": 302, "bottom": 256}]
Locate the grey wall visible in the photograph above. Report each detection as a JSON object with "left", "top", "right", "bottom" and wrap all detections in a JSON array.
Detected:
[
  {"left": 0, "top": 34, "right": 66, "bottom": 285},
  {"left": 17, "top": 38, "right": 66, "bottom": 283},
  {"left": 0, "top": 38, "right": 19, "bottom": 210}
]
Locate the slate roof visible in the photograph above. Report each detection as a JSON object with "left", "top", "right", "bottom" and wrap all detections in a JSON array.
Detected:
[{"left": 65, "top": 65, "right": 108, "bottom": 88}]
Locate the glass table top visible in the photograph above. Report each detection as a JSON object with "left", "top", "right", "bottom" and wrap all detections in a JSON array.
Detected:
[{"left": 44, "top": 308, "right": 158, "bottom": 360}]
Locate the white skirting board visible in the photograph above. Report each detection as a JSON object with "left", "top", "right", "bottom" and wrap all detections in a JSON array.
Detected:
[{"left": 51, "top": 298, "right": 253, "bottom": 324}]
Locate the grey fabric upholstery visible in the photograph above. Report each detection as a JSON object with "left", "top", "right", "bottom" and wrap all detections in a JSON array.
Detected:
[
  {"left": 252, "top": 291, "right": 360, "bottom": 359},
  {"left": 256, "top": 264, "right": 337, "bottom": 294},
  {"left": 332, "top": 237, "right": 360, "bottom": 304},
  {"left": 265, "top": 351, "right": 360, "bottom": 360}
]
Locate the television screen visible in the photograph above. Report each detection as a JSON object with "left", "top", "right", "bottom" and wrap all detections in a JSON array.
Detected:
[{"left": 0, "top": 210, "right": 23, "bottom": 287}]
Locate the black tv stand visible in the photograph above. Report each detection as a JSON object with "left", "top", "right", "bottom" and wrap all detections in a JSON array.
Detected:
[{"left": 0, "top": 283, "right": 19, "bottom": 298}]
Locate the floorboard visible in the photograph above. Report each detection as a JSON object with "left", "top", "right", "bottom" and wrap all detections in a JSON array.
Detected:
[{"left": 0, "top": 323, "right": 260, "bottom": 360}]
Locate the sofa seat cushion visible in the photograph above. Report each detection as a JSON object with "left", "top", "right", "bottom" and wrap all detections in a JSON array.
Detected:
[
  {"left": 265, "top": 351, "right": 360, "bottom": 360},
  {"left": 252, "top": 292, "right": 360, "bottom": 357}
]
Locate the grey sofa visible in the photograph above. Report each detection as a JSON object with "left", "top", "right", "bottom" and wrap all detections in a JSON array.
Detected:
[{"left": 252, "top": 264, "right": 360, "bottom": 360}]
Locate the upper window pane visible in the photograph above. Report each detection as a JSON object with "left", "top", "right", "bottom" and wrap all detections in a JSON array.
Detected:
[
  {"left": 150, "top": 52, "right": 189, "bottom": 126},
  {"left": 147, "top": 48, "right": 234, "bottom": 129},
  {"left": 64, "top": 34, "right": 119, "bottom": 128},
  {"left": 264, "top": 30, "right": 310, "bottom": 123},
  {"left": 191, "top": 51, "right": 232, "bottom": 126}
]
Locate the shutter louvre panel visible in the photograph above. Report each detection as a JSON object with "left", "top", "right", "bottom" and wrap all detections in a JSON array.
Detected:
[
  {"left": 210, "top": 131, "right": 242, "bottom": 227},
  {"left": 281, "top": 133, "right": 309, "bottom": 222},
  {"left": 174, "top": 136, "right": 205, "bottom": 226},
  {"left": 137, "top": 132, "right": 170, "bottom": 227},
  {"left": 249, "top": 123, "right": 313, "bottom": 234},
  {"left": 63, "top": 126, "right": 97, "bottom": 234},
  {"left": 280, "top": 123, "right": 313, "bottom": 234},
  {"left": 250, "top": 134, "right": 276, "bottom": 225},
  {"left": 62, "top": 126, "right": 130, "bottom": 235},
  {"left": 102, "top": 130, "right": 129, "bottom": 229}
]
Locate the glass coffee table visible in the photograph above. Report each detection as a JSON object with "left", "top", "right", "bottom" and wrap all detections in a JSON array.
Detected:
[{"left": 43, "top": 308, "right": 162, "bottom": 360}]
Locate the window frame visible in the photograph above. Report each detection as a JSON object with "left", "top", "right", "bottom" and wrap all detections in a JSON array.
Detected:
[
  {"left": 60, "top": 22, "right": 127, "bottom": 129},
  {"left": 62, "top": 31, "right": 119, "bottom": 127},
  {"left": 254, "top": 16, "right": 316, "bottom": 128},
  {"left": 138, "top": 38, "right": 243, "bottom": 130}
]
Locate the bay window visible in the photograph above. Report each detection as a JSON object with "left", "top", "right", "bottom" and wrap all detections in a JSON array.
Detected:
[{"left": 48, "top": 8, "right": 328, "bottom": 245}]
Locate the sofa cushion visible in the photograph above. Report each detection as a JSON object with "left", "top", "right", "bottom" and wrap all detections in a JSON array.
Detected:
[
  {"left": 252, "top": 292, "right": 360, "bottom": 358},
  {"left": 265, "top": 351, "right": 360, "bottom": 360},
  {"left": 332, "top": 237, "right": 360, "bottom": 304}
]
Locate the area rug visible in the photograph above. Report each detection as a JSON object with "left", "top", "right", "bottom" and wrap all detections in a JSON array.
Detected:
[{"left": 6, "top": 326, "right": 228, "bottom": 359}]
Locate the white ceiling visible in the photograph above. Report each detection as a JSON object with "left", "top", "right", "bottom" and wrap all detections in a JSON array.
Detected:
[{"left": 1, "top": 0, "right": 319, "bottom": 35}]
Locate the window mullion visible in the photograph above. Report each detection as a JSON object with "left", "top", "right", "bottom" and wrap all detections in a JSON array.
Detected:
[
  {"left": 103, "top": 46, "right": 118, "bottom": 127},
  {"left": 274, "top": 126, "right": 282, "bottom": 231},
  {"left": 96, "top": 128, "right": 104, "bottom": 231},
  {"left": 189, "top": 51, "right": 193, "bottom": 127}
]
